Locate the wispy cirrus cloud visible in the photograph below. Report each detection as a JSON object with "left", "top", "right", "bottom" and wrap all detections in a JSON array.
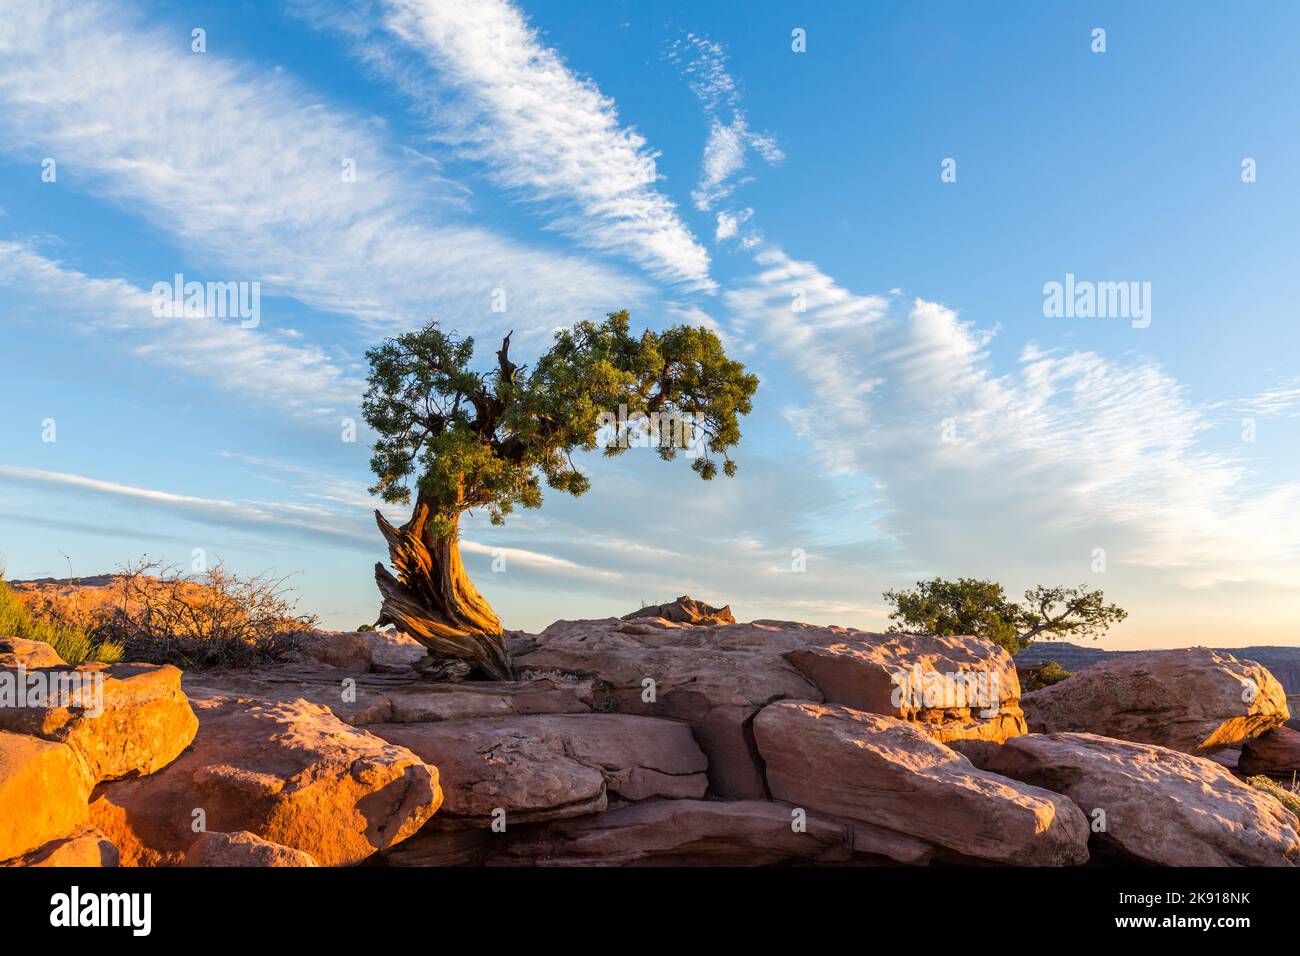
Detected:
[
  {"left": 0, "top": 0, "right": 645, "bottom": 338},
  {"left": 667, "top": 33, "right": 784, "bottom": 216},
  {"left": 0, "top": 464, "right": 626, "bottom": 585},
  {"left": 0, "top": 241, "right": 362, "bottom": 417},
  {"left": 1235, "top": 380, "right": 1300, "bottom": 418},
  {"left": 727, "top": 249, "right": 1300, "bottom": 589},
  {"left": 300, "top": 0, "right": 714, "bottom": 291}
]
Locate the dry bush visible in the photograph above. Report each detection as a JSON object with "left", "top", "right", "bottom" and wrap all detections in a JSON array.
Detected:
[{"left": 90, "top": 559, "right": 318, "bottom": 669}]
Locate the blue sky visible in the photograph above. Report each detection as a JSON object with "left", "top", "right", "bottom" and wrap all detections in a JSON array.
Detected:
[{"left": 1, "top": 0, "right": 1298, "bottom": 648}]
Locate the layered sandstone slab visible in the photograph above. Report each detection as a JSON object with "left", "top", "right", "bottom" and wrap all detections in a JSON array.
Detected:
[
  {"left": 369, "top": 713, "right": 708, "bottom": 827},
  {"left": 1021, "top": 647, "right": 1289, "bottom": 753},
  {"left": 90, "top": 690, "right": 441, "bottom": 866},
  {"left": 517, "top": 615, "right": 1025, "bottom": 796},
  {"left": 516, "top": 616, "right": 818, "bottom": 798},
  {"left": 488, "top": 799, "right": 852, "bottom": 866},
  {"left": 0, "top": 731, "right": 92, "bottom": 861},
  {"left": 183, "top": 670, "right": 592, "bottom": 726},
  {"left": 753, "top": 701, "right": 1090, "bottom": 866},
  {"left": 971, "top": 732, "right": 1300, "bottom": 867},
  {"left": 182, "top": 830, "right": 318, "bottom": 867},
  {"left": 0, "top": 662, "right": 197, "bottom": 783}
]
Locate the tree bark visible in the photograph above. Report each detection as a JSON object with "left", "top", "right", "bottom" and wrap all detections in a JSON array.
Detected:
[{"left": 373, "top": 497, "right": 513, "bottom": 680}]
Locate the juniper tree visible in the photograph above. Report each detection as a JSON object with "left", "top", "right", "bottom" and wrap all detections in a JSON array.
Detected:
[
  {"left": 882, "top": 578, "right": 1127, "bottom": 656},
  {"left": 363, "top": 311, "right": 758, "bottom": 679}
]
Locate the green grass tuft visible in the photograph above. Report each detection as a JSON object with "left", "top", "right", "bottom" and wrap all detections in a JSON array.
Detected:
[{"left": 0, "top": 578, "right": 124, "bottom": 665}]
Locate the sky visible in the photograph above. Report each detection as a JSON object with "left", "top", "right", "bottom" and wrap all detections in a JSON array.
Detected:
[{"left": 1, "top": 0, "right": 1298, "bottom": 649}]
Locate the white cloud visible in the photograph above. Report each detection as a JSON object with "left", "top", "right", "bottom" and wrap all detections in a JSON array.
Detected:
[
  {"left": 0, "top": 463, "right": 627, "bottom": 584},
  {"left": 0, "top": 465, "right": 375, "bottom": 547},
  {"left": 0, "top": 0, "right": 645, "bottom": 338},
  {"left": 715, "top": 208, "right": 753, "bottom": 243},
  {"left": 1235, "top": 380, "right": 1300, "bottom": 418},
  {"left": 299, "top": 0, "right": 713, "bottom": 291},
  {"left": 668, "top": 34, "right": 784, "bottom": 212},
  {"left": 0, "top": 242, "right": 362, "bottom": 417},
  {"left": 728, "top": 246, "right": 1300, "bottom": 590}
]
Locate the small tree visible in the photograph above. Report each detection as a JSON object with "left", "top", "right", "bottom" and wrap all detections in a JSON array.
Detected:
[
  {"left": 363, "top": 311, "right": 758, "bottom": 679},
  {"left": 882, "top": 577, "right": 1126, "bottom": 656}
]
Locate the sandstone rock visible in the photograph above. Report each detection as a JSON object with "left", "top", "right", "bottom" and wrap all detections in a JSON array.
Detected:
[
  {"left": 0, "top": 662, "right": 197, "bottom": 783},
  {"left": 971, "top": 732, "right": 1300, "bottom": 866},
  {"left": 1240, "top": 727, "right": 1300, "bottom": 776},
  {"left": 782, "top": 627, "right": 1025, "bottom": 744},
  {"left": 184, "top": 670, "right": 591, "bottom": 727},
  {"left": 363, "top": 629, "right": 429, "bottom": 673},
  {"left": 303, "top": 630, "right": 373, "bottom": 672},
  {"left": 89, "top": 690, "right": 441, "bottom": 866},
  {"left": 515, "top": 617, "right": 820, "bottom": 798},
  {"left": 182, "top": 830, "right": 318, "bottom": 867},
  {"left": 380, "top": 678, "right": 593, "bottom": 723},
  {"left": 0, "top": 636, "right": 66, "bottom": 668},
  {"left": 381, "top": 828, "right": 492, "bottom": 867},
  {"left": 2, "top": 825, "right": 118, "bottom": 867},
  {"left": 368, "top": 713, "right": 707, "bottom": 827},
  {"left": 516, "top": 616, "right": 1025, "bottom": 796},
  {"left": 489, "top": 799, "right": 852, "bottom": 866},
  {"left": 0, "top": 731, "right": 91, "bottom": 861},
  {"left": 1021, "top": 647, "right": 1289, "bottom": 754},
  {"left": 1207, "top": 748, "right": 1241, "bottom": 771},
  {"left": 622, "top": 595, "right": 735, "bottom": 627},
  {"left": 753, "top": 701, "right": 1090, "bottom": 865}
]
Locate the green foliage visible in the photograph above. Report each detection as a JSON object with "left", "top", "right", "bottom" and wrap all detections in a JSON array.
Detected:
[
  {"left": 0, "top": 578, "right": 124, "bottom": 664},
  {"left": 1020, "top": 660, "right": 1075, "bottom": 692},
  {"left": 883, "top": 577, "right": 1127, "bottom": 656},
  {"left": 363, "top": 311, "right": 759, "bottom": 534}
]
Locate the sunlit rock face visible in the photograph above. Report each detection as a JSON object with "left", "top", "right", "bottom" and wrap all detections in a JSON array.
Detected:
[
  {"left": 1020, "top": 647, "right": 1289, "bottom": 754},
  {"left": 966, "top": 732, "right": 1300, "bottom": 867},
  {"left": 0, "top": 731, "right": 93, "bottom": 862},
  {"left": 0, "top": 662, "right": 197, "bottom": 784},
  {"left": 182, "top": 831, "right": 319, "bottom": 867},
  {"left": 88, "top": 690, "right": 441, "bottom": 867},
  {"left": 6, "top": 590, "right": 1297, "bottom": 870},
  {"left": 515, "top": 611, "right": 1025, "bottom": 797},
  {"left": 621, "top": 595, "right": 735, "bottom": 627},
  {"left": 753, "top": 700, "right": 1090, "bottom": 867},
  {"left": 0, "top": 824, "right": 118, "bottom": 868}
]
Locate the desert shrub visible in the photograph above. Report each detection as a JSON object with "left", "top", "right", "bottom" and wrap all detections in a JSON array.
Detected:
[
  {"left": 89, "top": 559, "right": 317, "bottom": 669},
  {"left": 1245, "top": 774, "right": 1300, "bottom": 821},
  {"left": 0, "top": 577, "right": 125, "bottom": 664},
  {"left": 1019, "top": 661, "right": 1074, "bottom": 692}
]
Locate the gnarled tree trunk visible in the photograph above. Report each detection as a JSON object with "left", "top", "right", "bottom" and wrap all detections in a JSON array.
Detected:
[{"left": 373, "top": 497, "right": 513, "bottom": 680}]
